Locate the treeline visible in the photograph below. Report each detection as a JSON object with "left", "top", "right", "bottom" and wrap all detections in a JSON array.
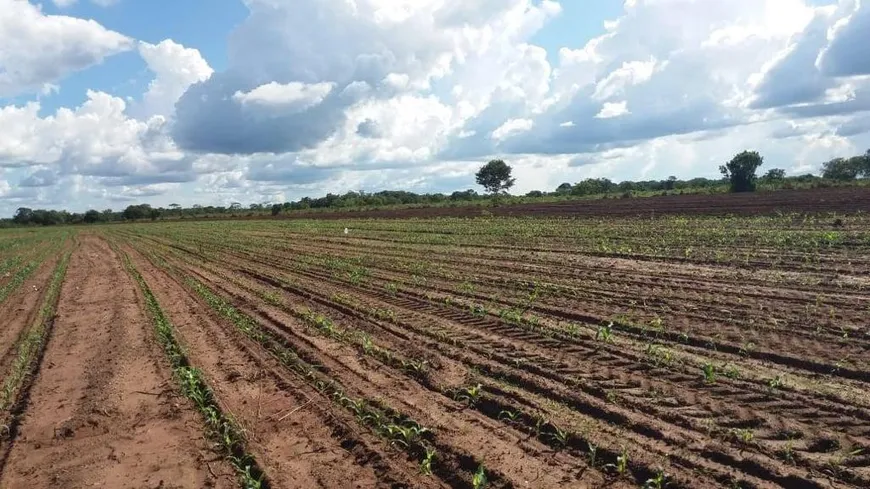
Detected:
[{"left": 3, "top": 149, "right": 868, "bottom": 227}]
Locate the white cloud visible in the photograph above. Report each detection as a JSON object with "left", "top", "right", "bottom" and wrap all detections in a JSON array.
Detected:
[
  {"left": 0, "top": 0, "right": 133, "bottom": 97},
  {"left": 233, "top": 81, "right": 336, "bottom": 112},
  {"left": 491, "top": 118, "right": 534, "bottom": 141},
  {"left": 135, "top": 40, "right": 213, "bottom": 119},
  {"left": 595, "top": 101, "right": 629, "bottom": 119},
  {"left": 53, "top": 0, "right": 120, "bottom": 6}
]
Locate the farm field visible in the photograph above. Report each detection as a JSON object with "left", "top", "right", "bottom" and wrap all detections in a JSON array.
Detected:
[{"left": 1, "top": 211, "right": 869, "bottom": 488}]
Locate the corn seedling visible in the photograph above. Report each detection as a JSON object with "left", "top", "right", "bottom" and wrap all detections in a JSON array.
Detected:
[
  {"left": 596, "top": 322, "right": 614, "bottom": 343},
  {"left": 701, "top": 362, "right": 717, "bottom": 384},
  {"left": 419, "top": 447, "right": 436, "bottom": 475},
  {"left": 455, "top": 384, "right": 482, "bottom": 406},
  {"left": 472, "top": 464, "right": 488, "bottom": 489}
]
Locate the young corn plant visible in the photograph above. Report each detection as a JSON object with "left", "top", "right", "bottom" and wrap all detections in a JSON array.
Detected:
[
  {"left": 596, "top": 322, "right": 615, "bottom": 343},
  {"left": 472, "top": 464, "right": 488, "bottom": 489},
  {"left": 455, "top": 384, "right": 483, "bottom": 406},
  {"left": 419, "top": 447, "right": 436, "bottom": 475},
  {"left": 605, "top": 446, "right": 630, "bottom": 476},
  {"left": 644, "top": 469, "right": 669, "bottom": 489},
  {"left": 701, "top": 362, "right": 717, "bottom": 384}
]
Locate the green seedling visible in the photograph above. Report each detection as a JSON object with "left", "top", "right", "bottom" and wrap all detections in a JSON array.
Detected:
[
  {"left": 701, "top": 362, "right": 717, "bottom": 384},
  {"left": 472, "top": 464, "right": 488, "bottom": 489},
  {"left": 420, "top": 447, "right": 436, "bottom": 475}
]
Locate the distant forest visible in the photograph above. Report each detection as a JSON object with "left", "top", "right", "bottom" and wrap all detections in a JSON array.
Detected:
[{"left": 3, "top": 149, "right": 869, "bottom": 227}]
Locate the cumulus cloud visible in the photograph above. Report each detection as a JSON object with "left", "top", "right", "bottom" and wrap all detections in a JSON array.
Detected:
[
  {"left": 233, "top": 81, "right": 335, "bottom": 112},
  {"left": 595, "top": 101, "right": 629, "bottom": 119},
  {"left": 53, "top": 0, "right": 119, "bottom": 7},
  {"left": 135, "top": 40, "right": 213, "bottom": 119},
  {"left": 492, "top": 118, "right": 535, "bottom": 140},
  {"left": 818, "top": 0, "right": 870, "bottom": 77},
  {"left": 747, "top": 0, "right": 870, "bottom": 117},
  {"left": 172, "top": 0, "right": 562, "bottom": 155},
  {"left": 0, "top": 0, "right": 133, "bottom": 97}
]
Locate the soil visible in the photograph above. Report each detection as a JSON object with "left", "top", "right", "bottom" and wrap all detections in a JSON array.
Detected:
[
  {"left": 0, "top": 236, "right": 234, "bottom": 489},
  {"left": 0, "top": 259, "right": 56, "bottom": 385},
  {"left": 113, "top": 218, "right": 870, "bottom": 489}
]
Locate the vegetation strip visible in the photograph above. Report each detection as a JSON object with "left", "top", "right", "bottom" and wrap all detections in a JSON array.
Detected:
[
  {"left": 0, "top": 251, "right": 70, "bottom": 470},
  {"left": 118, "top": 249, "right": 270, "bottom": 489}
]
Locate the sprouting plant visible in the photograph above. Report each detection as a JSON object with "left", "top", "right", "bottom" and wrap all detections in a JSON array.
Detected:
[
  {"left": 470, "top": 304, "right": 487, "bottom": 317},
  {"left": 455, "top": 384, "right": 482, "bottom": 406},
  {"left": 262, "top": 291, "right": 282, "bottom": 306},
  {"left": 767, "top": 375, "right": 784, "bottom": 391},
  {"left": 400, "top": 359, "right": 429, "bottom": 376},
  {"left": 701, "top": 362, "right": 717, "bottom": 384},
  {"left": 587, "top": 442, "right": 598, "bottom": 468},
  {"left": 533, "top": 414, "right": 546, "bottom": 438},
  {"left": 549, "top": 424, "right": 569, "bottom": 448},
  {"left": 565, "top": 322, "right": 581, "bottom": 337},
  {"left": 499, "top": 308, "right": 523, "bottom": 324},
  {"left": 472, "top": 463, "right": 488, "bottom": 489},
  {"left": 723, "top": 364, "right": 740, "bottom": 380},
  {"left": 616, "top": 446, "right": 629, "bottom": 475},
  {"left": 385, "top": 282, "right": 399, "bottom": 296},
  {"left": 781, "top": 437, "right": 796, "bottom": 464},
  {"left": 644, "top": 468, "right": 669, "bottom": 489},
  {"left": 420, "top": 447, "right": 436, "bottom": 475},
  {"left": 457, "top": 281, "right": 476, "bottom": 295},
  {"left": 596, "top": 322, "right": 614, "bottom": 343},
  {"left": 732, "top": 428, "right": 754, "bottom": 444},
  {"left": 498, "top": 410, "right": 519, "bottom": 423},
  {"left": 361, "top": 334, "right": 374, "bottom": 355},
  {"left": 606, "top": 446, "right": 630, "bottom": 475}
]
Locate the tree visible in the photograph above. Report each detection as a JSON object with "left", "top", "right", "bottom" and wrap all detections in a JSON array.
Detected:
[
  {"left": 123, "top": 204, "right": 152, "bottom": 221},
  {"left": 663, "top": 176, "right": 677, "bottom": 190},
  {"left": 822, "top": 157, "right": 861, "bottom": 180},
  {"left": 720, "top": 151, "right": 763, "bottom": 193},
  {"left": 13, "top": 208, "right": 33, "bottom": 225},
  {"left": 763, "top": 168, "right": 786, "bottom": 181},
  {"left": 864, "top": 149, "right": 870, "bottom": 177},
  {"left": 83, "top": 210, "right": 101, "bottom": 224},
  {"left": 271, "top": 203, "right": 282, "bottom": 216},
  {"left": 475, "top": 159, "right": 515, "bottom": 195},
  {"left": 555, "top": 182, "right": 573, "bottom": 194}
]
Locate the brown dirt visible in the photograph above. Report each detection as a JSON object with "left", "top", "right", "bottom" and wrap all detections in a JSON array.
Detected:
[
  {"left": 0, "top": 259, "right": 56, "bottom": 383},
  {"left": 122, "top": 224, "right": 870, "bottom": 488},
  {"left": 121, "top": 243, "right": 441, "bottom": 489},
  {"left": 0, "top": 236, "right": 233, "bottom": 489}
]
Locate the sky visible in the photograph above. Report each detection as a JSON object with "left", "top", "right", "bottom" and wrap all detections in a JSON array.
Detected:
[{"left": 1, "top": 0, "right": 869, "bottom": 214}]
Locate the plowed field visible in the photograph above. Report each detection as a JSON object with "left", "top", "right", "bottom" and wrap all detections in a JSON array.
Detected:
[{"left": 1, "top": 209, "right": 869, "bottom": 488}]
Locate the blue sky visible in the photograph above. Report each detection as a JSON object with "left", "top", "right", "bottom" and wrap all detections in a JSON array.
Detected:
[{"left": 1, "top": 0, "right": 868, "bottom": 214}]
